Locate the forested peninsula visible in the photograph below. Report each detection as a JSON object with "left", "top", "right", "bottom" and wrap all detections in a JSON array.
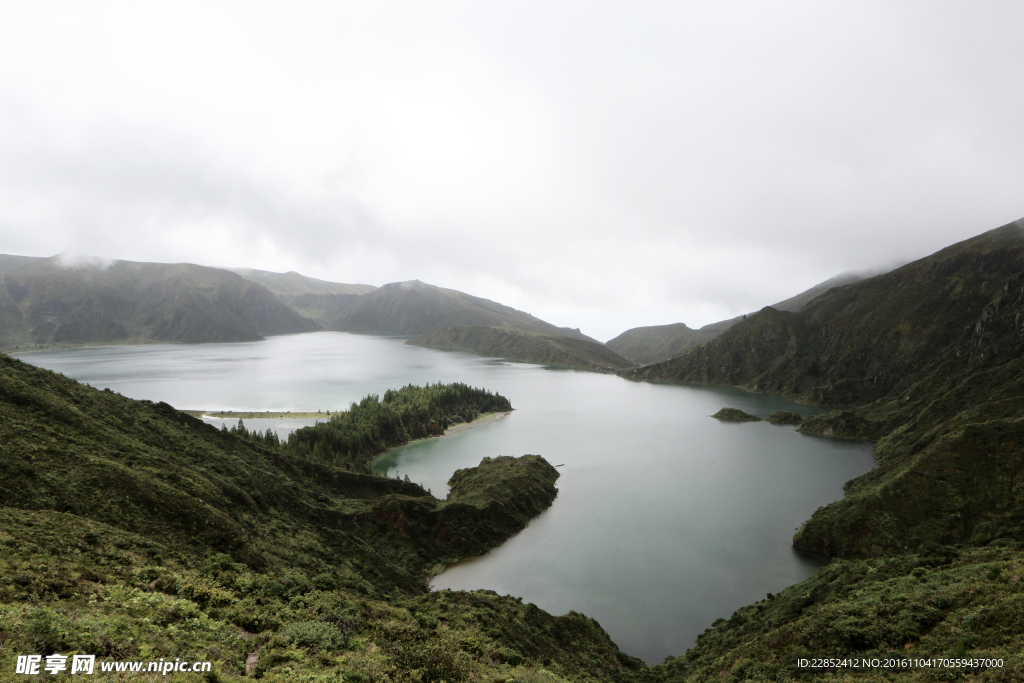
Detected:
[{"left": 283, "top": 383, "right": 512, "bottom": 473}]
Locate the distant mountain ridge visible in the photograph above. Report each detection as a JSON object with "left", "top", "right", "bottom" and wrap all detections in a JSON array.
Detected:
[
  {"left": 227, "top": 267, "right": 377, "bottom": 328},
  {"left": 0, "top": 256, "right": 318, "bottom": 349},
  {"left": 624, "top": 219, "right": 1024, "bottom": 559},
  {"left": 607, "top": 271, "right": 875, "bottom": 365},
  {"left": 227, "top": 267, "right": 377, "bottom": 297},
  {"left": 408, "top": 324, "right": 636, "bottom": 372},
  {"left": 605, "top": 322, "right": 717, "bottom": 365},
  {"left": 328, "top": 279, "right": 598, "bottom": 342},
  {"left": 1, "top": 251, "right": 897, "bottom": 376},
  {"left": 0, "top": 257, "right": 610, "bottom": 370}
]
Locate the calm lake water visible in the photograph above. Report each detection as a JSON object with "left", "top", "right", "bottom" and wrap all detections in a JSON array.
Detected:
[{"left": 16, "top": 331, "right": 875, "bottom": 664}]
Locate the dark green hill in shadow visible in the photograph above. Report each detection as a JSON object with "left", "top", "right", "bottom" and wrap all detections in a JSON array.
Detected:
[
  {"left": 606, "top": 322, "right": 716, "bottom": 365},
  {"left": 623, "top": 220, "right": 1024, "bottom": 559},
  {"left": 607, "top": 272, "right": 875, "bottom": 365}
]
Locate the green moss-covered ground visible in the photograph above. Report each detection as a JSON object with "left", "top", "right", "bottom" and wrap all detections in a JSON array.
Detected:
[
  {"left": 656, "top": 544, "right": 1024, "bottom": 681},
  {"left": 0, "top": 354, "right": 641, "bottom": 681}
]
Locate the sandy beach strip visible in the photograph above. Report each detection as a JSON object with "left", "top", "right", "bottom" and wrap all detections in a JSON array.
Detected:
[{"left": 443, "top": 411, "right": 513, "bottom": 435}]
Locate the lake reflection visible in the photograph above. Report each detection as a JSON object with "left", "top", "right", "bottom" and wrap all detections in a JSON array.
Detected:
[{"left": 17, "top": 332, "right": 875, "bottom": 663}]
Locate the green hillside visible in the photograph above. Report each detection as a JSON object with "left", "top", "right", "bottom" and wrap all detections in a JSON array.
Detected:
[
  {"left": 654, "top": 543, "right": 1024, "bottom": 680},
  {"left": 227, "top": 268, "right": 376, "bottom": 297},
  {"left": 605, "top": 323, "right": 715, "bottom": 365},
  {"left": 227, "top": 268, "right": 377, "bottom": 327},
  {"left": 330, "top": 280, "right": 597, "bottom": 342},
  {"left": 408, "top": 324, "right": 636, "bottom": 372},
  {"left": 610, "top": 220, "right": 1024, "bottom": 680},
  {"left": 0, "top": 257, "right": 319, "bottom": 351},
  {"left": 769, "top": 271, "right": 869, "bottom": 313},
  {"left": 607, "top": 273, "right": 874, "bottom": 366},
  {"left": 0, "top": 353, "right": 642, "bottom": 680},
  {"left": 624, "top": 220, "right": 1024, "bottom": 559}
]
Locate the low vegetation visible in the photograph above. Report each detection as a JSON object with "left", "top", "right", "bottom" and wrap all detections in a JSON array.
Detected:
[
  {"left": 711, "top": 407, "right": 761, "bottom": 422},
  {"left": 605, "top": 323, "right": 716, "bottom": 365},
  {"left": 408, "top": 324, "right": 636, "bottom": 372},
  {"left": 329, "top": 280, "right": 599, "bottom": 342},
  {"left": 617, "top": 220, "right": 1024, "bottom": 678},
  {"left": 656, "top": 543, "right": 1024, "bottom": 681},
  {"left": 0, "top": 354, "right": 646, "bottom": 680},
  {"left": 767, "top": 411, "right": 803, "bottom": 424}
]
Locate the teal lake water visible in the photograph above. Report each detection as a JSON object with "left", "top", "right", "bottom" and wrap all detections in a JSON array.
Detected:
[{"left": 17, "top": 331, "right": 875, "bottom": 663}]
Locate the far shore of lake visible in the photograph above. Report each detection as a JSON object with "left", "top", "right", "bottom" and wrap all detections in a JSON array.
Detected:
[{"left": 181, "top": 409, "right": 337, "bottom": 419}]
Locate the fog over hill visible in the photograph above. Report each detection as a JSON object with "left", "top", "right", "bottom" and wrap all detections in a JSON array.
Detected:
[
  {"left": 328, "top": 279, "right": 598, "bottom": 342},
  {"left": 625, "top": 219, "right": 1024, "bottom": 556},
  {"left": 5, "top": 3, "right": 1024, "bottom": 341},
  {"left": 227, "top": 267, "right": 377, "bottom": 329},
  {"left": 0, "top": 256, "right": 608, "bottom": 370},
  {"left": 607, "top": 269, "right": 888, "bottom": 365},
  {"left": 0, "top": 256, "right": 318, "bottom": 350}
]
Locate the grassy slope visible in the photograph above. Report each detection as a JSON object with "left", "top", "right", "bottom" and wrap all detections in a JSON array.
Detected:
[
  {"left": 621, "top": 223, "right": 1024, "bottom": 561},
  {"left": 227, "top": 268, "right": 377, "bottom": 297},
  {"left": 0, "top": 258, "right": 319, "bottom": 351},
  {"left": 625, "top": 224, "right": 1024, "bottom": 405},
  {"left": 616, "top": 221, "right": 1024, "bottom": 679},
  {"left": 0, "top": 354, "right": 642, "bottom": 681},
  {"left": 656, "top": 544, "right": 1024, "bottom": 681},
  {"left": 606, "top": 273, "right": 871, "bottom": 366},
  {"left": 227, "top": 268, "right": 377, "bottom": 327},
  {"left": 605, "top": 323, "right": 715, "bottom": 365},
  {"left": 408, "top": 325, "right": 636, "bottom": 372},
  {"left": 330, "top": 280, "right": 597, "bottom": 342}
]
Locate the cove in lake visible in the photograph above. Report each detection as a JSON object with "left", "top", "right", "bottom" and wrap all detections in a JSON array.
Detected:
[{"left": 17, "top": 331, "right": 875, "bottom": 664}]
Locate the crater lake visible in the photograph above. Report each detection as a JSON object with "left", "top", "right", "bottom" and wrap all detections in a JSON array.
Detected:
[{"left": 16, "top": 331, "right": 875, "bottom": 663}]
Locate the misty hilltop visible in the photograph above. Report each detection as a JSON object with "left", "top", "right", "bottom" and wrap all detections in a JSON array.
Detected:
[
  {"left": 0, "top": 257, "right": 620, "bottom": 371},
  {"left": 326, "top": 279, "right": 596, "bottom": 341},
  {"left": 607, "top": 271, "right": 879, "bottom": 365},
  {"left": 0, "top": 256, "right": 319, "bottom": 349}
]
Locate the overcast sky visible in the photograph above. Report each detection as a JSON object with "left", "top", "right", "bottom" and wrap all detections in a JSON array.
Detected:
[{"left": 3, "top": 1, "right": 1024, "bottom": 340}]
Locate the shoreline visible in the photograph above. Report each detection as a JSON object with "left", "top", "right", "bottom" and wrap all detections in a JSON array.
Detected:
[
  {"left": 183, "top": 409, "right": 514, "bottom": 424},
  {"left": 370, "top": 410, "right": 514, "bottom": 470},
  {"left": 182, "top": 410, "right": 336, "bottom": 419},
  {"left": 441, "top": 410, "right": 512, "bottom": 436}
]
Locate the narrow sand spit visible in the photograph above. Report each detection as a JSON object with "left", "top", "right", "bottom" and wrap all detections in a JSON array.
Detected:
[{"left": 443, "top": 411, "right": 513, "bottom": 436}]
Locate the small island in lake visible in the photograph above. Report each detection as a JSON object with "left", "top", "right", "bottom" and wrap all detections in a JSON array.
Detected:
[{"left": 711, "top": 407, "right": 762, "bottom": 421}]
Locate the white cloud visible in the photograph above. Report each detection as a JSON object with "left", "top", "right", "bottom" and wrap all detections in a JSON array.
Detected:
[{"left": 2, "top": 1, "right": 1024, "bottom": 340}]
